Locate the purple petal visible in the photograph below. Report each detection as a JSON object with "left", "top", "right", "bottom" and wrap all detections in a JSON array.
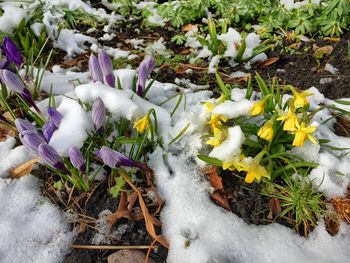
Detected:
[
  {"left": 0, "top": 69, "right": 26, "bottom": 93},
  {"left": 20, "top": 131, "right": 46, "bottom": 154},
  {"left": 15, "top": 118, "right": 37, "bottom": 134},
  {"left": 68, "top": 146, "right": 86, "bottom": 172},
  {"left": 1, "top": 36, "right": 22, "bottom": 66},
  {"left": 20, "top": 88, "right": 41, "bottom": 114},
  {"left": 137, "top": 56, "right": 155, "bottom": 96},
  {"left": 42, "top": 121, "right": 56, "bottom": 142},
  {"left": 38, "top": 143, "right": 66, "bottom": 171},
  {"left": 47, "top": 107, "right": 63, "bottom": 128},
  {"left": 92, "top": 97, "right": 105, "bottom": 131},
  {"left": 98, "top": 50, "right": 115, "bottom": 88},
  {"left": 96, "top": 146, "right": 146, "bottom": 169},
  {"left": 89, "top": 54, "right": 103, "bottom": 82}
]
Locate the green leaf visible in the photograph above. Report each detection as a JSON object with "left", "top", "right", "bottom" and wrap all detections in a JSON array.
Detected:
[{"left": 197, "top": 155, "right": 223, "bottom": 166}]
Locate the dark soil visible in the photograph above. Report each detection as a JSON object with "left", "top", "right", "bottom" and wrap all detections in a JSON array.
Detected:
[{"left": 37, "top": 170, "right": 168, "bottom": 263}]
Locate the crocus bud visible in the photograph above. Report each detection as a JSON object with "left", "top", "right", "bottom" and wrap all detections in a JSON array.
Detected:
[
  {"left": 89, "top": 54, "right": 103, "bottom": 82},
  {"left": 38, "top": 143, "right": 66, "bottom": 171},
  {"left": 15, "top": 118, "right": 37, "bottom": 134},
  {"left": 98, "top": 50, "right": 115, "bottom": 88},
  {"left": 20, "top": 131, "right": 46, "bottom": 154},
  {"left": 96, "top": 146, "right": 147, "bottom": 170},
  {"left": 42, "top": 121, "right": 56, "bottom": 142},
  {"left": 68, "top": 146, "right": 86, "bottom": 172},
  {"left": 0, "top": 69, "right": 41, "bottom": 113},
  {"left": 1, "top": 36, "right": 22, "bottom": 66},
  {"left": 137, "top": 56, "right": 155, "bottom": 96},
  {"left": 92, "top": 97, "right": 105, "bottom": 131},
  {"left": 47, "top": 107, "right": 63, "bottom": 128},
  {"left": 0, "top": 69, "right": 25, "bottom": 93}
]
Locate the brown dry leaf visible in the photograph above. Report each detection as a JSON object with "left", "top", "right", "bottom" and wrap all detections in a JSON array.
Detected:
[
  {"left": 127, "top": 191, "right": 139, "bottom": 210},
  {"left": 260, "top": 57, "right": 279, "bottom": 67},
  {"left": 0, "top": 124, "right": 15, "bottom": 142},
  {"left": 9, "top": 158, "right": 39, "bottom": 178},
  {"left": 210, "top": 193, "right": 230, "bottom": 211},
  {"left": 288, "top": 43, "right": 302, "bottom": 49},
  {"left": 107, "top": 192, "right": 129, "bottom": 226},
  {"left": 119, "top": 170, "right": 169, "bottom": 248},
  {"left": 324, "top": 37, "right": 341, "bottom": 42},
  {"left": 209, "top": 168, "right": 223, "bottom": 190},
  {"left": 267, "top": 198, "right": 281, "bottom": 220},
  {"left": 313, "top": 45, "right": 334, "bottom": 56},
  {"left": 182, "top": 24, "right": 197, "bottom": 32},
  {"left": 331, "top": 197, "right": 350, "bottom": 224},
  {"left": 180, "top": 48, "right": 191, "bottom": 55}
]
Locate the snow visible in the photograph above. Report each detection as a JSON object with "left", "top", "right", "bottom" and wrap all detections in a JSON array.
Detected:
[
  {"left": 75, "top": 82, "right": 141, "bottom": 121},
  {"left": 0, "top": 137, "right": 73, "bottom": 263},
  {"left": 208, "top": 55, "right": 221, "bottom": 73},
  {"left": 49, "top": 97, "right": 92, "bottom": 156},
  {"left": 218, "top": 28, "right": 241, "bottom": 58},
  {"left": 103, "top": 46, "right": 130, "bottom": 59},
  {"left": 0, "top": 4, "right": 28, "bottom": 33},
  {"left": 209, "top": 126, "right": 245, "bottom": 162},
  {"left": 212, "top": 99, "right": 254, "bottom": 119}
]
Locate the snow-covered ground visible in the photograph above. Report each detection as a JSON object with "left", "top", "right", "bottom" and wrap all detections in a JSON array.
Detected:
[{"left": 1, "top": 66, "right": 350, "bottom": 262}]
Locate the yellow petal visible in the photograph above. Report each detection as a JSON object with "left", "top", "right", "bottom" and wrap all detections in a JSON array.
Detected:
[{"left": 245, "top": 172, "right": 255, "bottom": 183}]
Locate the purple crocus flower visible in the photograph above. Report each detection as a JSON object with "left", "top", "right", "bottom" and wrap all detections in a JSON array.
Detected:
[
  {"left": 0, "top": 69, "right": 41, "bottom": 113},
  {"left": 68, "top": 146, "right": 86, "bottom": 172},
  {"left": 14, "top": 118, "right": 37, "bottom": 134},
  {"left": 98, "top": 50, "right": 115, "bottom": 88},
  {"left": 38, "top": 143, "right": 66, "bottom": 171},
  {"left": 137, "top": 56, "right": 155, "bottom": 96},
  {"left": 96, "top": 146, "right": 147, "bottom": 170},
  {"left": 89, "top": 54, "right": 103, "bottom": 82},
  {"left": 1, "top": 36, "right": 22, "bottom": 66},
  {"left": 47, "top": 107, "right": 63, "bottom": 128},
  {"left": 20, "top": 131, "right": 46, "bottom": 154},
  {"left": 42, "top": 120, "right": 56, "bottom": 142},
  {"left": 92, "top": 97, "right": 105, "bottom": 132}
]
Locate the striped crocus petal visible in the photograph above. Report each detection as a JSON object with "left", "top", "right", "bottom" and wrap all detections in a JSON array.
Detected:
[
  {"left": 68, "top": 146, "right": 86, "bottom": 172},
  {"left": 137, "top": 56, "right": 155, "bottom": 96},
  {"left": 20, "top": 131, "right": 46, "bottom": 154},
  {"left": 92, "top": 97, "right": 105, "bottom": 132},
  {"left": 89, "top": 54, "right": 103, "bottom": 82},
  {"left": 15, "top": 118, "right": 37, "bottom": 134},
  {"left": 38, "top": 143, "right": 66, "bottom": 171},
  {"left": 1, "top": 36, "right": 22, "bottom": 66},
  {"left": 47, "top": 107, "right": 63, "bottom": 128},
  {"left": 0, "top": 69, "right": 25, "bottom": 93},
  {"left": 42, "top": 121, "right": 56, "bottom": 142},
  {"left": 98, "top": 49, "right": 115, "bottom": 88},
  {"left": 96, "top": 146, "right": 147, "bottom": 170}
]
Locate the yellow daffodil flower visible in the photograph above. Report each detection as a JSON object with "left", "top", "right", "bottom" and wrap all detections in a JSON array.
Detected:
[
  {"left": 208, "top": 114, "right": 227, "bottom": 130},
  {"left": 222, "top": 160, "right": 248, "bottom": 172},
  {"left": 133, "top": 114, "right": 150, "bottom": 133},
  {"left": 249, "top": 100, "right": 266, "bottom": 116},
  {"left": 257, "top": 120, "right": 274, "bottom": 141},
  {"left": 293, "top": 90, "right": 313, "bottom": 108},
  {"left": 292, "top": 121, "right": 317, "bottom": 147},
  {"left": 244, "top": 158, "right": 269, "bottom": 183},
  {"left": 277, "top": 108, "right": 298, "bottom": 131},
  {"left": 206, "top": 128, "right": 226, "bottom": 147},
  {"left": 204, "top": 101, "right": 215, "bottom": 113}
]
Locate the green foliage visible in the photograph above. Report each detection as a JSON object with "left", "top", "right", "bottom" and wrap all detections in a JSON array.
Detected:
[
  {"left": 263, "top": 177, "right": 326, "bottom": 236},
  {"left": 171, "top": 34, "right": 187, "bottom": 45}
]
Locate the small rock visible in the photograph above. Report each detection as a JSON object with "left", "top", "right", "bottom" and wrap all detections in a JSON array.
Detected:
[
  {"left": 319, "top": 77, "right": 332, "bottom": 84},
  {"left": 107, "top": 250, "right": 155, "bottom": 263}
]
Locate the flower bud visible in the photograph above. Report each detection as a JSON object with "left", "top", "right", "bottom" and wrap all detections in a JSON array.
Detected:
[
  {"left": 98, "top": 50, "right": 115, "bottom": 88},
  {"left": 1, "top": 36, "right": 22, "bottom": 66},
  {"left": 68, "top": 146, "right": 86, "bottom": 172},
  {"left": 89, "top": 54, "right": 103, "bottom": 82},
  {"left": 20, "top": 131, "right": 46, "bottom": 154},
  {"left": 42, "top": 121, "right": 56, "bottom": 142},
  {"left": 38, "top": 143, "right": 66, "bottom": 171},
  {"left": 15, "top": 118, "right": 37, "bottom": 134},
  {"left": 137, "top": 56, "right": 155, "bottom": 96},
  {"left": 47, "top": 107, "right": 63, "bottom": 128},
  {"left": 92, "top": 97, "right": 105, "bottom": 131}
]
